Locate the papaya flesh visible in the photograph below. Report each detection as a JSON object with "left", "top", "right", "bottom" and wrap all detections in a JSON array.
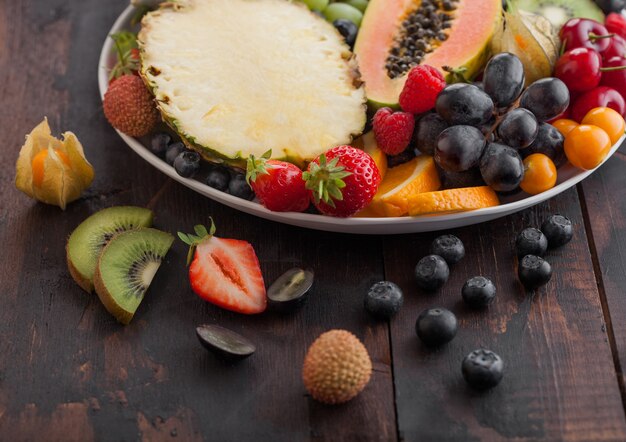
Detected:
[{"left": 354, "top": 0, "right": 502, "bottom": 108}]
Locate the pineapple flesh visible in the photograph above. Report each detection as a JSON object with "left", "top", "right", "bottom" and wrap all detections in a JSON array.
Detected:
[{"left": 139, "top": 0, "right": 367, "bottom": 166}]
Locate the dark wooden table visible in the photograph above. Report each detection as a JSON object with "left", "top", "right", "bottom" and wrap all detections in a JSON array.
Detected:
[{"left": 2, "top": 1, "right": 626, "bottom": 440}]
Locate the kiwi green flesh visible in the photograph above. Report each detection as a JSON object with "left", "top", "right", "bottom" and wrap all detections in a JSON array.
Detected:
[
  {"left": 67, "top": 207, "right": 154, "bottom": 293},
  {"left": 511, "top": 0, "right": 604, "bottom": 27},
  {"left": 94, "top": 228, "right": 173, "bottom": 325}
]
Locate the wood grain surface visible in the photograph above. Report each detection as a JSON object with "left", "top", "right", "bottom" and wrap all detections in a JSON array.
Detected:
[{"left": 1, "top": 1, "right": 626, "bottom": 441}]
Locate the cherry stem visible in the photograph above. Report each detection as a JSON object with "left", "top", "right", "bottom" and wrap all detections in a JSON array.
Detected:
[
  {"left": 600, "top": 65, "right": 626, "bottom": 72},
  {"left": 589, "top": 32, "right": 616, "bottom": 41}
]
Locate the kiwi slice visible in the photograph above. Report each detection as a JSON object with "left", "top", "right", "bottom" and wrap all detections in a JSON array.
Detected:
[
  {"left": 66, "top": 206, "right": 153, "bottom": 293},
  {"left": 94, "top": 228, "right": 174, "bottom": 325},
  {"left": 511, "top": 0, "right": 605, "bottom": 28}
]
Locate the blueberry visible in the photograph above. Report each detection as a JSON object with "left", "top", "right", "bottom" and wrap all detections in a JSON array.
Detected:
[
  {"left": 435, "top": 83, "right": 494, "bottom": 127},
  {"left": 483, "top": 53, "right": 525, "bottom": 108},
  {"left": 364, "top": 281, "right": 404, "bottom": 319},
  {"left": 435, "top": 125, "right": 486, "bottom": 172},
  {"left": 515, "top": 228, "right": 548, "bottom": 258},
  {"left": 479, "top": 143, "right": 524, "bottom": 192},
  {"left": 430, "top": 234, "right": 465, "bottom": 265},
  {"left": 166, "top": 142, "right": 186, "bottom": 166},
  {"left": 333, "top": 19, "right": 358, "bottom": 47},
  {"left": 415, "top": 113, "right": 448, "bottom": 156},
  {"left": 415, "top": 308, "right": 458, "bottom": 347},
  {"left": 415, "top": 255, "right": 449, "bottom": 292},
  {"left": 462, "top": 349, "right": 504, "bottom": 390},
  {"left": 518, "top": 255, "right": 552, "bottom": 289},
  {"left": 496, "top": 108, "right": 538, "bottom": 149},
  {"left": 522, "top": 123, "right": 566, "bottom": 168},
  {"left": 228, "top": 174, "right": 255, "bottom": 200},
  {"left": 541, "top": 214, "right": 573, "bottom": 249},
  {"left": 462, "top": 276, "right": 496, "bottom": 308},
  {"left": 174, "top": 151, "right": 201, "bottom": 178},
  {"left": 151, "top": 132, "right": 171, "bottom": 157},
  {"left": 519, "top": 77, "right": 570, "bottom": 122},
  {"left": 206, "top": 166, "right": 231, "bottom": 192}
]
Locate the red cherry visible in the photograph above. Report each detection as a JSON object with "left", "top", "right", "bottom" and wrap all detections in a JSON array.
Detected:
[
  {"left": 560, "top": 18, "right": 614, "bottom": 52},
  {"left": 601, "top": 56, "right": 626, "bottom": 100},
  {"left": 603, "top": 35, "right": 626, "bottom": 60},
  {"left": 606, "top": 13, "right": 626, "bottom": 40},
  {"left": 554, "top": 48, "right": 603, "bottom": 92},
  {"left": 571, "top": 86, "right": 626, "bottom": 122}
]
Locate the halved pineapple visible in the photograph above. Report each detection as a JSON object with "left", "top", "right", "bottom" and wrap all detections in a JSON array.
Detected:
[{"left": 139, "top": 0, "right": 367, "bottom": 166}]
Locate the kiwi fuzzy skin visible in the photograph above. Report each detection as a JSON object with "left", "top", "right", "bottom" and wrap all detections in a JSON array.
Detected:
[
  {"left": 93, "top": 248, "right": 134, "bottom": 325},
  {"left": 66, "top": 242, "right": 94, "bottom": 293}
]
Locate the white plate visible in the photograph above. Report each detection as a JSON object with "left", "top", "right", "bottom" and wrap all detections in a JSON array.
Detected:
[{"left": 98, "top": 5, "right": 624, "bottom": 235}]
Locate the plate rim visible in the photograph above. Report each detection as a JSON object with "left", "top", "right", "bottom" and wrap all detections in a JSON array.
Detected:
[{"left": 97, "top": 4, "right": 624, "bottom": 234}]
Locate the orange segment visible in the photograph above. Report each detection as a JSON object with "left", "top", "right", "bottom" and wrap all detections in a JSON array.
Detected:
[
  {"left": 363, "top": 155, "right": 441, "bottom": 217},
  {"left": 408, "top": 186, "right": 499, "bottom": 216},
  {"left": 31, "top": 149, "right": 71, "bottom": 188},
  {"left": 353, "top": 131, "right": 388, "bottom": 180}
]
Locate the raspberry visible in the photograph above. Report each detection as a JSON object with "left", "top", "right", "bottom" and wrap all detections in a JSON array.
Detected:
[
  {"left": 399, "top": 65, "right": 447, "bottom": 114},
  {"left": 372, "top": 108, "right": 415, "bottom": 156},
  {"left": 606, "top": 13, "right": 626, "bottom": 40}
]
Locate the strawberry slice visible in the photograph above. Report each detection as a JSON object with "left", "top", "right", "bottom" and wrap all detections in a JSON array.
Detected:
[{"left": 179, "top": 222, "right": 266, "bottom": 314}]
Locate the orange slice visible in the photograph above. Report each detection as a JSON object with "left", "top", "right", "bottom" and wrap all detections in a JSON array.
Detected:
[
  {"left": 408, "top": 186, "right": 499, "bottom": 216},
  {"left": 359, "top": 155, "right": 441, "bottom": 217},
  {"left": 353, "top": 131, "right": 388, "bottom": 180}
]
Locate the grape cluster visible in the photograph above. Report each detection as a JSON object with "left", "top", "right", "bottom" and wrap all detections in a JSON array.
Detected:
[{"left": 417, "top": 53, "right": 570, "bottom": 193}]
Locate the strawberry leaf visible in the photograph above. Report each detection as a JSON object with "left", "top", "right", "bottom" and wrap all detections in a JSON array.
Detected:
[
  {"left": 178, "top": 218, "right": 217, "bottom": 266},
  {"left": 194, "top": 224, "right": 209, "bottom": 237},
  {"left": 177, "top": 232, "right": 193, "bottom": 245},
  {"left": 303, "top": 153, "right": 352, "bottom": 207},
  {"left": 246, "top": 149, "right": 273, "bottom": 184},
  {"left": 109, "top": 32, "right": 140, "bottom": 81}
]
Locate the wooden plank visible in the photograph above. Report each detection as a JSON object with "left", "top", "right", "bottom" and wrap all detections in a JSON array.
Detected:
[
  {"left": 0, "top": 1, "right": 397, "bottom": 440},
  {"left": 383, "top": 188, "right": 626, "bottom": 441},
  {"left": 579, "top": 150, "right": 626, "bottom": 402}
]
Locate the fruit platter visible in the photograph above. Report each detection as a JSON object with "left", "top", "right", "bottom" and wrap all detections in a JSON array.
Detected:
[{"left": 97, "top": 0, "right": 626, "bottom": 234}]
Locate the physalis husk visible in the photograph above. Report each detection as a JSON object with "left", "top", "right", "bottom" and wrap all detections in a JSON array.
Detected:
[{"left": 15, "top": 118, "right": 95, "bottom": 210}]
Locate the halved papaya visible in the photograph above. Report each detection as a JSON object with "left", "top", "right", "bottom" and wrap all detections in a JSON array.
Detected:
[{"left": 354, "top": 0, "right": 502, "bottom": 108}]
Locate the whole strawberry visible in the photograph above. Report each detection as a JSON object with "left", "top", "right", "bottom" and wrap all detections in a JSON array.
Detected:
[
  {"left": 246, "top": 150, "right": 309, "bottom": 213},
  {"left": 103, "top": 74, "right": 160, "bottom": 137},
  {"left": 372, "top": 108, "right": 415, "bottom": 155},
  {"left": 303, "top": 145, "right": 381, "bottom": 217},
  {"left": 399, "top": 65, "right": 446, "bottom": 114}
]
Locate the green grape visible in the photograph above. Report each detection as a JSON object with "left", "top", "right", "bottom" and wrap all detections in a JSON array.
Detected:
[
  {"left": 323, "top": 3, "right": 363, "bottom": 27},
  {"left": 343, "top": 0, "right": 368, "bottom": 13},
  {"left": 301, "top": 0, "right": 330, "bottom": 11}
]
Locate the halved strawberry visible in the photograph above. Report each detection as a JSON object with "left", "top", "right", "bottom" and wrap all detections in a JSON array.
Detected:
[{"left": 179, "top": 222, "right": 266, "bottom": 314}]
